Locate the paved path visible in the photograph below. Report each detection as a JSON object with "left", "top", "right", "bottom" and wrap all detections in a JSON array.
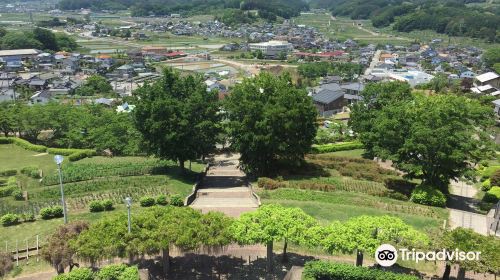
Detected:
[
  {"left": 447, "top": 180, "right": 489, "bottom": 235},
  {"left": 190, "top": 153, "right": 259, "bottom": 217}
]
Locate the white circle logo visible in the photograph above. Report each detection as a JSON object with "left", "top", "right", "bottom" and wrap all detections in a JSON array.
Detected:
[{"left": 375, "top": 244, "right": 398, "bottom": 267}]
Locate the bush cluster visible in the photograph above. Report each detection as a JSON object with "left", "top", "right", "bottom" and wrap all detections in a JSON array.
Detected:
[
  {"left": 53, "top": 264, "right": 139, "bottom": 280},
  {"left": 12, "top": 189, "right": 24, "bottom": 201},
  {"left": 139, "top": 194, "right": 183, "bottom": 207},
  {"left": 480, "top": 165, "right": 500, "bottom": 180},
  {"left": 410, "top": 185, "right": 447, "bottom": 207},
  {"left": 21, "top": 166, "right": 41, "bottom": 179},
  {"left": 481, "top": 179, "right": 492, "bottom": 192},
  {"left": 40, "top": 206, "right": 64, "bottom": 220},
  {"left": 0, "top": 176, "right": 19, "bottom": 198},
  {"left": 0, "top": 169, "right": 17, "bottom": 177},
  {"left": 0, "top": 137, "right": 48, "bottom": 152},
  {"left": 483, "top": 186, "right": 500, "bottom": 204},
  {"left": 311, "top": 141, "right": 363, "bottom": 154},
  {"left": 89, "top": 199, "right": 114, "bottom": 212},
  {"left": 302, "top": 260, "right": 419, "bottom": 280},
  {"left": 0, "top": 213, "right": 20, "bottom": 226},
  {"left": 257, "top": 177, "right": 288, "bottom": 190}
]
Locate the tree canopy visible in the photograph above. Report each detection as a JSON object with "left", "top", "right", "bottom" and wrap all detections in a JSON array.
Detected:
[
  {"left": 224, "top": 72, "right": 317, "bottom": 175},
  {"left": 134, "top": 68, "right": 220, "bottom": 170},
  {"left": 350, "top": 82, "right": 495, "bottom": 192}
]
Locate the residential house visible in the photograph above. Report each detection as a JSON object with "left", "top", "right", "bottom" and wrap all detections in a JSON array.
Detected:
[
  {"left": 476, "top": 72, "right": 500, "bottom": 88},
  {"left": 312, "top": 88, "right": 345, "bottom": 117},
  {"left": 30, "top": 90, "right": 54, "bottom": 104}
]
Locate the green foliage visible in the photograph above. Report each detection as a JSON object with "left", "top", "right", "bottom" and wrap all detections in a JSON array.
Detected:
[
  {"left": 384, "top": 178, "right": 416, "bottom": 197},
  {"left": 410, "top": 185, "right": 447, "bottom": 207},
  {"left": 89, "top": 201, "right": 105, "bottom": 212},
  {"left": 53, "top": 268, "right": 94, "bottom": 280},
  {"left": 169, "top": 194, "right": 184, "bottom": 207},
  {"left": 75, "top": 75, "right": 113, "bottom": 96},
  {"left": 302, "top": 260, "right": 419, "bottom": 280},
  {"left": 12, "top": 190, "right": 23, "bottom": 201},
  {"left": 311, "top": 142, "right": 363, "bottom": 154},
  {"left": 215, "top": 9, "right": 256, "bottom": 26},
  {"left": 490, "top": 169, "right": 500, "bottom": 187},
  {"left": 297, "top": 62, "right": 363, "bottom": 80},
  {"left": 320, "top": 215, "right": 428, "bottom": 257},
  {"left": 0, "top": 213, "right": 20, "bottom": 226},
  {"left": 481, "top": 165, "right": 500, "bottom": 179},
  {"left": 40, "top": 206, "right": 64, "bottom": 220},
  {"left": 483, "top": 186, "right": 500, "bottom": 203},
  {"left": 482, "top": 47, "right": 500, "bottom": 67},
  {"left": 102, "top": 199, "right": 114, "bottom": 211},
  {"left": 0, "top": 169, "right": 17, "bottom": 176},
  {"left": 139, "top": 196, "right": 156, "bottom": 207},
  {"left": 134, "top": 68, "right": 220, "bottom": 170},
  {"left": 21, "top": 166, "right": 41, "bottom": 179},
  {"left": 95, "top": 264, "right": 140, "bottom": 280},
  {"left": 156, "top": 195, "right": 168, "bottom": 206},
  {"left": 1, "top": 31, "right": 43, "bottom": 49},
  {"left": 0, "top": 137, "right": 47, "bottom": 152},
  {"left": 224, "top": 72, "right": 317, "bottom": 175},
  {"left": 481, "top": 179, "right": 492, "bottom": 191},
  {"left": 351, "top": 82, "right": 495, "bottom": 193},
  {"left": 0, "top": 186, "right": 17, "bottom": 198}
]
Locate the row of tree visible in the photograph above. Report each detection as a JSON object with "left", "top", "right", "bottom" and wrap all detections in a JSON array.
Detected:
[
  {"left": 297, "top": 62, "right": 364, "bottom": 80},
  {"left": 0, "top": 27, "right": 77, "bottom": 52},
  {"left": 41, "top": 205, "right": 500, "bottom": 278},
  {"left": 0, "top": 102, "right": 142, "bottom": 156}
]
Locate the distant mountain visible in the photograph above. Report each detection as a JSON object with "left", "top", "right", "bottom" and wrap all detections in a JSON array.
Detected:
[
  {"left": 58, "top": 0, "right": 309, "bottom": 19},
  {"left": 308, "top": 0, "right": 499, "bottom": 42}
]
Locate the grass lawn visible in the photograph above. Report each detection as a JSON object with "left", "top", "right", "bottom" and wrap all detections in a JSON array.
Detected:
[
  {"left": 259, "top": 188, "right": 448, "bottom": 232},
  {"left": 327, "top": 149, "right": 364, "bottom": 158},
  {"left": 0, "top": 144, "right": 57, "bottom": 175}
]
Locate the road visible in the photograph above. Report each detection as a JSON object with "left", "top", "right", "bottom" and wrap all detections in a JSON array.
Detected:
[{"left": 364, "top": 49, "right": 382, "bottom": 76}]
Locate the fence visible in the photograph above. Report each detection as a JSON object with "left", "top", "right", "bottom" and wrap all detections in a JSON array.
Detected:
[{"left": 3, "top": 235, "right": 44, "bottom": 266}]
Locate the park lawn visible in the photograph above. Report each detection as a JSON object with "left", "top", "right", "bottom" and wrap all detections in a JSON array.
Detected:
[
  {"left": 326, "top": 149, "right": 364, "bottom": 158},
  {"left": 0, "top": 144, "right": 57, "bottom": 175},
  {"left": 258, "top": 188, "right": 448, "bottom": 232}
]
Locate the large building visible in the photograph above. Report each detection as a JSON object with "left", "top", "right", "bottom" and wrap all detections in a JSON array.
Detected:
[
  {"left": 0, "top": 49, "right": 40, "bottom": 62},
  {"left": 248, "top": 41, "right": 293, "bottom": 57}
]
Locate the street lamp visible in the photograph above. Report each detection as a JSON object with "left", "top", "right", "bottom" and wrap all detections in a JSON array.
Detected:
[
  {"left": 124, "top": 197, "right": 132, "bottom": 233},
  {"left": 54, "top": 155, "right": 68, "bottom": 224}
]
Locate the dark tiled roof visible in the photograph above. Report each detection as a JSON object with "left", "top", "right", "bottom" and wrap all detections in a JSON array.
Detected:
[{"left": 313, "top": 89, "right": 344, "bottom": 105}]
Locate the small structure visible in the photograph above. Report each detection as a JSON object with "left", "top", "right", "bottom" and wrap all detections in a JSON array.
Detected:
[
  {"left": 476, "top": 72, "right": 500, "bottom": 88},
  {"left": 248, "top": 41, "right": 293, "bottom": 58}
]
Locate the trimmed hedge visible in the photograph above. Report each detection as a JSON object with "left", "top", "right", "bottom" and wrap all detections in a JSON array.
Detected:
[
  {"left": 139, "top": 196, "right": 156, "bottom": 207},
  {"left": 53, "top": 264, "right": 139, "bottom": 280},
  {"left": 481, "top": 179, "right": 492, "bottom": 192},
  {"left": 21, "top": 166, "right": 41, "bottom": 179},
  {"left": 302, "top": 261, "right": 420, "bottom": 280},
  {"left": 0, "top": 186, "right": 17, "bottom": 198},
  {"left": 483, "top": 186, "right": 500, "bottom": 204},
  {"left": 169, "top": 194, "right": 184, "bottom": 207},
  {"left": 40, "top": 206, "right": 64, "bottom": 220},
  {"left": 311, "top": 141, "right": 364, "bottom": 154},
  {"left": 89, "top": 199, "right": 114, "bottom": 212},
  {"left": 410, "top": 185, "right": 447, "bottom": 207},
  {"left": 53, "top": 268, "right": 94, "bottom": 280},
  {"left": 156, "top": 195, "right": 168, "bottom": 206},
  {"left": 0, "top": 169, "right": 17, "bottom": 177},
  {"left": 0, "top": 137, "right": 47, "bottom": 152},
  {"left": 1, "top": 213, "right": 20, "bottom": 227}
]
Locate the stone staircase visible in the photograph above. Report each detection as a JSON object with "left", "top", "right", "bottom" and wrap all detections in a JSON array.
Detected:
[{"left": 189, "top": 153, "right": 259, "bottom": 217}]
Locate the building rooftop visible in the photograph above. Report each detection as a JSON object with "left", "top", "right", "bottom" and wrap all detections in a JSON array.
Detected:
[
  {"left": 312, "top": 89, "right": 344, "bottom": 105},
  {"left": 476, "top": 72, "right": 499, "bottom": 83},
  {"left": 0, "top": 49, "right": 39, "bottom": 57}
]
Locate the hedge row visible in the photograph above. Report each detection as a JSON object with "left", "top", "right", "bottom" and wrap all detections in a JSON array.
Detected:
[
  {"left": 410, "top": 185, "right": 447, "bottom": 207},
  {"left": 302, "top": 261, "right": 419, "bottom": 280},
  {"left": 0, "top": 169, "right": 17, "bottom": 177},
  {"left": 140, "top": 194, "right": 184, "bottom": 207},
  {"left": 311, "top": 142, "right": 364, "bottom": 154},
  {"left": 53, "top": 264, "right": 139, "bottom": 280},
  {"left": 0, "top": 137, "right": 96, "bottom": 161},
  {"left": 89, "top": 199, "right": 114, "bottom": 212},
  {"left": 0, "top": 177, "right": 19, "bottom": 198},
  {"left": 1, "top": 213, "right": 35, "bottom": 227},
  {"left": 40, "top": 206, "right": 64, "bottom": 220}
]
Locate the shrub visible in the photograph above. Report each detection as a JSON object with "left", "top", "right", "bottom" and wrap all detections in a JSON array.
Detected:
[
  {"left": 481, "top": 165, "right": 500, "bottom": 179},
  {"left": 257, "top": 177, "right": 288, "bottom": 190},
  {"left": 302, "top": 260, "right": 419, "bottom": 280},
  {"left": 95, "top": 264, "right": 139, "bottom": 280},
  {"left": 102, "top": 199, "right": 114, "bottom": 211},
  {"left": 410, "top": 185, "right": 447, "bottom": 207},
  {"left": 481, "top": 179, "right": 492, "bottom": 191},
  {"left": 0, "top": 169, "right": 17, "bottom": 177},
  {"left": 40, "top": 206, "right": 64, "bottom": 220},
  {"left": 490, "top": 170, "right": 500, "bottom": 187},
  {"left": 12, "top": 190, "right": 24, "bottom": 201},
  {"left": 156, "top": 195, "right": 168, "bottom": 206},
  {"left": 483, "top": 186, "right": 500, "bottom": 203},
  {"left": 89, "top": 201, "right": 105, "bottom": 212},
  {"left": 21, "top": 166, "right": 41, "bottom": 179},
  {"left": 0, "top": 186, "right": 17, "bottom": 198},
  {"left": 53, "top": 267, "right": 94, "bottom": 280},
  {"left": 6, "top": 176, "right": 16, "bottom": 186},
  {"left": 21, "top": 213, "right": 35, "bottom": 222},
  {"left": 1, "top": 213, "right": 20, "bottom": 226},
  {"left": 310, "top": 141, "right": 364, "bottom": 154},
  {"left": 119, "top": 266, "right": 139, "bottom": 280},
  {"left": 139, "top": 196, "right": 156, "bottom": 207},
  {"left": 169, "top": 194, "right": 184, "bottom": 207},
  {"left": 68, "top": 150, "right": 97, "bottom": 162}
]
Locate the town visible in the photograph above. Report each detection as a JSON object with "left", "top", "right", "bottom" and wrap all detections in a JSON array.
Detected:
[{"left": 0, "top": 0, "right": 499, "bottom": 280}]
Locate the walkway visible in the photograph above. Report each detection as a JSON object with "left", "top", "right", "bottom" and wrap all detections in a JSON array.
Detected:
[
  {"left": 190, "top": 153, "right": 259, "bottom": 217},
  {"left": 447, "top": 180, "right": 489, "bottom": 235}
]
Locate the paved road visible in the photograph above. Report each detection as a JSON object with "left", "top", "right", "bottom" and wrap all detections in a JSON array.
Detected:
[
  {"left": 448, "top": 180, "right": 489, "bottom": 235},
  {"left": 190, "top": 153, "right": 259, "bottom": 217}
]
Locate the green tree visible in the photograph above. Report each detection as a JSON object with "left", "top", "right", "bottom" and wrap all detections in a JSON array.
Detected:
[
  {"left": 134, "top": 68, "right": 220, "bottom": 171},
  {"left": 351, "top": 83, "right": 494, "bottom": 193},
  {"left": 483, "top": 47, "right": 500, "bottom": 68},
  {"left": 0, "top": 103, "right": 15, "bottom": 137},
  {"left": 321, "top": 216, "right": 428, "bottom": 267},
  {"left": 224, "top": 72, "right": 317, "bottom": 175},
  {"left": 231, "top": 204, "right": 318, "bottom": 274},
  {"left": 55, "top": 33, "right": 78, "bottom": 51},
  {"left": 1, "top": 32, "right": 43, "bottom": 49},
  {"left": 42, "top": 221, "right": 89, "bottom": 274},
  {"left": 75, "top": 75, "right": 113, "bottom": 96},
  {"left": 33, "top": 27, "right": 59, "bottom": 51}
]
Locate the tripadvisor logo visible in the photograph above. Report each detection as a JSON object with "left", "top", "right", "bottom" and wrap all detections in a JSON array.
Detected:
[{"left": 375, "top": 244, "right": 481, "bottom": 267}]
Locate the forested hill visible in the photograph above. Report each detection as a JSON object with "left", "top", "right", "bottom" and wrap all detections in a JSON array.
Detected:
[
  {"left": 57, "top": 0, "right": 309, "bottom": 18},
  {"left": 308, "top": 0, "right": 499, "bottom": 42}
]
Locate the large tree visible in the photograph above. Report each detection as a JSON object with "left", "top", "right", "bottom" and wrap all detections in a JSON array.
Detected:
[
  {"left": 224, "top": 72, "right": 317, "bottom": 175},
  {"left": 33, "top": 27, "right": 59, "bottom": 51},
  {"left": 42, "top": 221, "right": 89, "bottom": 274},
  {"left": 351, "top": 83, "right": 495, "bottom": 192},
  {"left": 231, "top": 204, "right": 317, "bottom": 274},
  {"left": 320, "top": 215, "right": 428, "bottom": 267},
  {"left": 134, "top": 68, "right": 220, "bottom": 170}
]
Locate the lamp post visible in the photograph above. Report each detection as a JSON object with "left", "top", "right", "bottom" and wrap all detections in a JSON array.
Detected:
[
  {"left": 124, "top": 197, "right": 132, "bottom": 233},
  {"left": 54, "top": 155, "right": 68, "bottom": 224}
]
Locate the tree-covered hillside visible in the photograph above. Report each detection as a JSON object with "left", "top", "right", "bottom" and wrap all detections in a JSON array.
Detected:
[
  {"left": 308, "top": 0, "right": 499, "bottom": 42},
  {"left": 58, "top": 0, "right": 309, "bottom": 19}
]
